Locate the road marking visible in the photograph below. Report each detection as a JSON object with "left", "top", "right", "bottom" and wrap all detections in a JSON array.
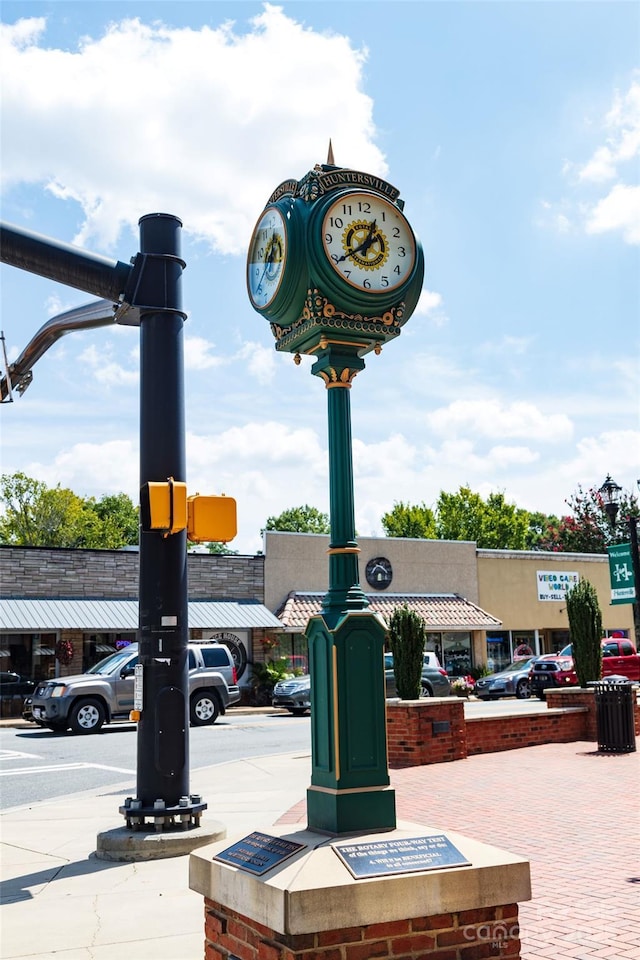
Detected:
[
  {"left": 0, "top": 749, "right": 42, "bottom": 761},
  {"left": 0, "top": 762, "right": 135, "bottom": 777}
]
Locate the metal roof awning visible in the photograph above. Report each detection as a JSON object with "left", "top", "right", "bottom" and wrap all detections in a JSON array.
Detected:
[
  {"left": 0, "top": 598, "right": 282, "bottom": 632},
  {"left": 274, "top": 592, "right": 502, "bottom": 632}
]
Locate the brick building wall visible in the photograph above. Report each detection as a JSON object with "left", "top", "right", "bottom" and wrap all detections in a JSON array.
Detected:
[{"left": 0, "top": 545, "right": 265, "bottom": 602}]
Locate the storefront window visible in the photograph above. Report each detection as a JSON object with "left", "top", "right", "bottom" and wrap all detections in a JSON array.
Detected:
[
  {"left": 83, "top": 633, "right": 135, "bottom": 671},
  {"left": 442, "top": 632, "right": 472, "bottom": 677},
  {"left": 486, "top": 633, "right": 510, "bottom": 673},
  {"left": 0, "top": 633, "right": 57, "bottom": 682}
]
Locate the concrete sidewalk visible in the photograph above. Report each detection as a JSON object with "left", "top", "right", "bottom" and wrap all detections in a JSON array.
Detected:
[{"left": 1, "top": 741, "right": 639, "bottom": 960}]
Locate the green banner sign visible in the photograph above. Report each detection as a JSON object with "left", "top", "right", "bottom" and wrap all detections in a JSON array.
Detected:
[{"left": 607, "top": 543, "right": 636, "bottom": 605}]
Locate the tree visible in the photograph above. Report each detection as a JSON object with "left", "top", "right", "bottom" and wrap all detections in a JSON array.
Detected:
[
  {"left": 387, "top": 605, "right": 425, "bottom": 700},
  {"left": 435, "top": 486, "right": 530, "bottom": 549},
  {"left": 524, "top": 510, "right": 561, "bottom": 550},
  {"left": 262, "top": 504, "right": 330, "bottom": 535},
  {"left": 0, "top": 472, "right": 139, "bottom": 549},
  {"left": 204, "top": 542, "right": 239, "bottom": 555},
  {"left": 566, "top": 578, "right": 602, "bottom": 687},
  {"left": 381, "top": 501, "right": 436, "bottom": 539},
  {"left": 539, "top": 483, "right": 639, "bottom": 554},
  {"left": 86, "top": 493, "right": 139, "bottom": 546}
]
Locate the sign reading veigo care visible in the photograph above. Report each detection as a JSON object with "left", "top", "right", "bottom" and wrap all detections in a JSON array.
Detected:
[
  {"left": 607, "top": 543, "right": 636, "bottom": 605},
  {"left": 536, "top": 570, "right": 579, "bottom": 601}
]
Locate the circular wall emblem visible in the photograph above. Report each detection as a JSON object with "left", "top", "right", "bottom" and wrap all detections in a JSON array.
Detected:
[
  {"left": 365, "top": 557, "right": 393, "bottom": 590},
  {"left": 211, "top": 632, "right": 248, "bottom": 679}
]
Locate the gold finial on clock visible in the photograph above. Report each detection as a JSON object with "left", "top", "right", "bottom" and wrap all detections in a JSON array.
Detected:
[{"left": 326, "top": 139, "right": 335, "bottom": 165}]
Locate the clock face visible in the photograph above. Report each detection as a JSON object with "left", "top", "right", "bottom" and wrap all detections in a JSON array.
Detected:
[
  {"left": 365, "top": 557, "right": 393, "bottom": 590},
  {"left": 247, "top": 206, "right": 287, "bottom": 309},
  {"left": 321, "top": 192, "right": 416, "bottom": 294}
]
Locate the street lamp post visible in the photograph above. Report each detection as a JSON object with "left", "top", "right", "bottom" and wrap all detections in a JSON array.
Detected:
[{"left": 599, "top": 474, "right": 640, "bottom": 648}]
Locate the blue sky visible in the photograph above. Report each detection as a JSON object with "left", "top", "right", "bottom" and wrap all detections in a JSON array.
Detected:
[{"left": 1, "top": 2, "right": 638, "bottom": 554}]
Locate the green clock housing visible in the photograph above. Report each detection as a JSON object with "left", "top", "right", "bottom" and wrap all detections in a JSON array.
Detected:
[{"left": 246, "top": 197, "right": 307, "bottom": 327}]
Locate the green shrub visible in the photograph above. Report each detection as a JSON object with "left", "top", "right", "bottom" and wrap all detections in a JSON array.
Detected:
[
  {"left": 566, "top": 578, "right": 602, "bottom": 687},
  {"left": 387, "top": 605, "right": 425, "bottom": 700},
  {"left": 250, "top": 657, "right": 293, "bottom": 706}
]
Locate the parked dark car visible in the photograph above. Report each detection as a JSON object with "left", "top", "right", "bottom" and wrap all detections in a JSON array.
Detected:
[
  {"left": 0, "top": 671, "right": 35, "bottom": 698},
  {"left": 384, "top": 652, "right": 451, "bottom": 698},
  {"left": 272, "top": 675, "right": 312, "bottom": 715},
  {"left": 474, "top": 657, "right": 538, "bottom": 700},
  {"left": 272, "top": 651, "right": 451, "bottom": 715},
  {"left": 530, "top": 656, "right": 577, "bottom": 699}
]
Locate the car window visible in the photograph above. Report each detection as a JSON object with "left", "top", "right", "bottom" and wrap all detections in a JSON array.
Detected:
[
  {"left": 620, "top": 642, "right": 634, "bottom": 656},
  {"left": 188, "top": 650, "right": 196, "bottom": 669},
  {"left": 603, "top": 643, "right": 617, "bottom": 658},
  {"left": 201, "top": 648, "right": 231, "bottom": 668}
]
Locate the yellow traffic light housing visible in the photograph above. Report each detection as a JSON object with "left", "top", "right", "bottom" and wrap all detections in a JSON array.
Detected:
[
  {"left": 140, "top": 479, "right": 187, "bottom": 535},
  {"left": 187, "top": 494, "right": 237, "bottom": 543}
]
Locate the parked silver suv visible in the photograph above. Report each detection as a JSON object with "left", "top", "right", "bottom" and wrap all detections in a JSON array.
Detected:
[{"left": 28, "top": 641, "right": 240, "bottom": 734}]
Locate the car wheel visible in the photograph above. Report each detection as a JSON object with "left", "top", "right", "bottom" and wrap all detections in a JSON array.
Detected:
[
  {"left": 535, "top": 688, "right": 546, "bottom": 701},
  {"left": 69, "top": 698, "right": 105, "bottom": 734},
  {"left": 515, "top": 679, "right": 532, "bottom": 699},
  {"left": 420, "top": 683, "right": 434, "bottom": 697},
  {"left": 290, "top": 708, "right": 308, "bottom": 716},
  {"left": 190, "top": 690, "right": 220, "bottom": 726}
]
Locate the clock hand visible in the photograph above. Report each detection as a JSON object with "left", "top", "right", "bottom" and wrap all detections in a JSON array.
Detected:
[
  {"left": 336, "top": 220, "right": 378, "bottom": 262},
  {"left": 256, "top": 232, "right": 279, "bottom": 291}
]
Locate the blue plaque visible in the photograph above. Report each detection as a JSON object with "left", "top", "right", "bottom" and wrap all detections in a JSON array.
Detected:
[
  {"left": 214, "top": 832, "right": 306, "bottom": 876},
  {"left": 333, "top": 834, "right": 470, "bottom": 879}
]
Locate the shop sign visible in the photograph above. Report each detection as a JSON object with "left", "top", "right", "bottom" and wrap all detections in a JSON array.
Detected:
[
  {"left": 607, "top": 543, "right": 636, "bottom": 605},
  {"left": 536, "top": 570, "right": 579, "bottom": 601}
]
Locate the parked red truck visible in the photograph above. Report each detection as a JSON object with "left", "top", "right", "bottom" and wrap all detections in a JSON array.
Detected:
[{"left": 530, "top": 637, "right": 640, "bottom": 698}]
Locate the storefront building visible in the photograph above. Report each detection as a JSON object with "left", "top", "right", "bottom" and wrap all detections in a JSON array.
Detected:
[
  {"left": 263, "top": 532, "right": 635, "bottom": 675},
  {"left": 1, "top": 536, "right": 634, "bottom": 688},
  {"left": 0, "top": 546, "right": 281, "bottom": 692}
]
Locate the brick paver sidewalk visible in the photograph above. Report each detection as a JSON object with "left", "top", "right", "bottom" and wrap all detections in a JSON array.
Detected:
[{"left": 279, "top": 741, "right": 640, "bottom": 960}]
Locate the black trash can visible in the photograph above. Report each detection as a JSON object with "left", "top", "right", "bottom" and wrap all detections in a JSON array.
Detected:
[{"left": 591, "top": 679, "right": 637, "bottom": 753}]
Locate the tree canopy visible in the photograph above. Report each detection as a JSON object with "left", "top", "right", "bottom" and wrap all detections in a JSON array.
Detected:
[
  {"left": 382, "top": 486, "right": 540, "bottom": 550},
  {"left": 0, "top": 472, "right": 139, "bottom": 549},
  {"left": 539, "top": 483, "right": 639, "bottom": 553},
  {"left": 262, "top": 504, "right": 330, "bottom": 535}
]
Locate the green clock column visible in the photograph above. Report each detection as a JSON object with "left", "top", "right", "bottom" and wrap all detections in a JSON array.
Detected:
[{"left": 306, "top": 343, "right": 396, "bottom": 834}]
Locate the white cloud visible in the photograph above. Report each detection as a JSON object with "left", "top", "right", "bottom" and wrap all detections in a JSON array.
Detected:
[
  {"left": 0, "top": 8, "right": 384, "bottom": 253},
  {"left": 184, "top": 336, "right": 224, "bottom": 372},
  {"left": 426, "top": 399, "right": 573, "bottom": 443},
  {"left": 585, "top": 183, "right": 640, "bottom": 244},
  {"left": 235, "top": 341, "right": 277, "bottom": 386},
  {"left": 27, "top": 439, "right": 139, "bottom": 496},
  {"left": 78, "top": 343, "right": 138, "bottom": 387},
  {"left": 579, "top": 76, "right": 640, "bottom": 182}
]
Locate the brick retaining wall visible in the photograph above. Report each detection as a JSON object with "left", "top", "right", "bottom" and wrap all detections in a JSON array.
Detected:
[
  {"left": 386, "top": 691, "right": 639, "bottom": 767},
  {"left": 204, "top": 898, "right": 522, "bottom": 960}
]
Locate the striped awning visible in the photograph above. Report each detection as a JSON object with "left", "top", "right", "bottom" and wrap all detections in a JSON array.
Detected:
[
  {"left": 0, "top": 598, "right": 282, "bottom": 632},
  {"left": 275, "top": 592, "right": 502, "bottom": 632}
]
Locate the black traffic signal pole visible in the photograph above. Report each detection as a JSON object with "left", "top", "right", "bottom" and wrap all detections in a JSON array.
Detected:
[
  {"left": 125, "top": 213, "right": 205, "bottom": 829},
  {"left": 0, "top": 218, "right": 204, "bottom": 830}
]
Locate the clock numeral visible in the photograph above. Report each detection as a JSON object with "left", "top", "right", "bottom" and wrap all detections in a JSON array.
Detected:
[
  {"left": 381, "top": 276, "right": 389, "bottom": 287},
  {"left": 398, "top": 246, "right": 406, "bottom": 257},
  {"left": 393, "top": 265, "right": 401, "bottom": 275},
  {"left": 325, "top": 233, "right": 333, "bottom": 244},
  {"left": 344, "top": 269, "right": 352, "bottom": 279},
  {"left": 363, "top": 278, "right": 371, "bottom": 289},
  {"left": 342, "top": 204, "right": 352, "bottom": 215},
  {"left": 358, "top": 201, "right": 371, "bottom": 213},
  {"left": 393, "top": 227, "right": 401, "bottom": 238},
  {"left": 329, "top": 216, "right": 344, "bottom": 229}
]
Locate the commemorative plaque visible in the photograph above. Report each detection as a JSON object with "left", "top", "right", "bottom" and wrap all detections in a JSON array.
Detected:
[
  {"left": 333, "top": 834, "right": 470, "bottom": 879},
  {"left": 214, "top": 832, "right": 306, "bottom": 876}
]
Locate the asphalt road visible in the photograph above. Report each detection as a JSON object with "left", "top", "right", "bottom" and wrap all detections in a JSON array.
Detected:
[{"left": 0, "top": 711, "right": 311, "bottom": 811}]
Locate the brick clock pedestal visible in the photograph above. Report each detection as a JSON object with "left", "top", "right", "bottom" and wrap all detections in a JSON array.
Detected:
[{"left": 190, "top": 822, "right": 531, "bottom": 960}]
